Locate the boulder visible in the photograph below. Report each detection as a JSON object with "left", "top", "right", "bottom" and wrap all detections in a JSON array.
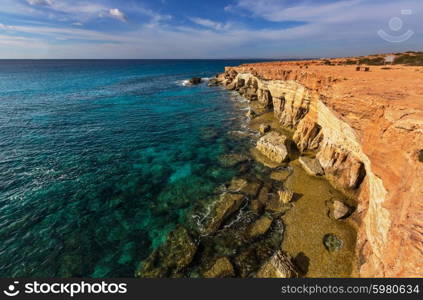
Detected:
[
  {"left": 203, "top": 257, "right": 235, "bottom": 278},
  {"left": 255, "top": 251, "right": 298, "bottom": 278},
  {"left": 278, "top": 188, "right": 294, "bottom": 204},
  {"left": 270, "top": 169, "right": 290, "bottom": 181},
  {"left": 259, "top": 124, "right": 271, "bottom": 135},
  {"left": 323, "top": 234, "right": 343, "bottom": 252},
  {"left": 299, "top": 156, "right": 324, "bottom": 176},
  {"left": 249, "top": 199, "right": 264, "bottom": 214},
  {"left": 136, "top": 226, "right": 197, "bottom": 277},
  {"left": 332, "top": 200, "right": 350, "bottom": 219},
  {"left": 189, "top": 77, "right": 202, "bottom": 85},
  {"left": 256, "top": 132, "right": 289, "bottom": 163},
  {"left": 203, "top": 193, "right": 245, "bottom": 235},
  {"left": 247, "top": 215, "right": 273, "bottom": 239}
]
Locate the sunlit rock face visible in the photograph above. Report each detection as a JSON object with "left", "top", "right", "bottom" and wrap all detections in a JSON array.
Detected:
[{"left": 219, "top": 60, "right": 423, "bottom": 278}]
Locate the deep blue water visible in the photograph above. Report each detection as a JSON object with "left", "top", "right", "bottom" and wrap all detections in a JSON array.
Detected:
[{"left": 0, "top": 59, "right": 263, "bottom": 277}]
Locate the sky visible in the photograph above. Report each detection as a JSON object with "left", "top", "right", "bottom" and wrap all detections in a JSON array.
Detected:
[{"left": 0, "top": 0, "right": 422, "bottom": 59}]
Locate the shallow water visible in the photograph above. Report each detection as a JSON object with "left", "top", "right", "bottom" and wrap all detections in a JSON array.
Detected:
[
  {"left": 282, "top": 161, "right": 357, "bottom": 277},
  {"left": 0, "top": 59, "right": 263, "bottom": 277}
]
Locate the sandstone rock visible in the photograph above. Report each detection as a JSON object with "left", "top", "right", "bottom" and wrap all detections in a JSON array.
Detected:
[
  {"left": 256, "top": 132, "right": 289, "bottom": 163},
  {"left": 257, "top": 89, "right": 273, "bottom": 108},
  {"left": 221, "top": 62, "right": 423, "bottom": 277},
  {"left": 270, "top": 169, "right": 290, "bottom": 181},
  {"left": 203, "top": 257, "right": 235, "bottom": 278},
  {"left": 218, "top": 153, "right": 249, "bottom": 167},
  {"left": 228, "top": 178, "right": 248, "bottom": 192},
  {"left": 278, "top": 188, "right": 294, "bottom": 204},
  {"left": 323, "top": 234, "right": 343, "bottom": 252},
  {"left": 258, "top": 186, "right": 270, "bottom": 205},
  {"left": 255, "top": 251, "right": 298, "bottom": 278},
  {"left": 189, "top": 77, "right": 202, "bottom": 85},
  {"left": 208, "top": 78, "right": 219, "bottom": 87},
  {"left": 246, "top": 108, "right": 257, "bottom": 119},
  {"left": 249, "top": 199, "right": 264, "bottom": 214},
  {"left": 265, "top": 193, "right": 291, "bottom": 214},
  {"left": 299, "top": 156, "right": 324, "bottom": 176},
  {"left": 203, "top": 193, "right": 245, "bottom": 235},
  {"left": 332, "top": 200, "right": 350, "bottom": 219},
  {"left": 136, "top": 226, "right": 197, "bottom": 277},
  {"left": 259, "top": 124, "right": 271, "bottom": 135},
  {"left": 247, "top": 215, "right": 273, "bottom": 239}
]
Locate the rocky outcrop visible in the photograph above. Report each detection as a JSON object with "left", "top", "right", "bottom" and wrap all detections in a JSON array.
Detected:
[
  {"left": 255, "top": 251, "right": 298, "bottom": 278},
  {"left": 217, "top": 61, "right": 423, "bottom": 277},
  {"left": 299, "top": 156, "right": 324, "bottom": 176},
  {"left": 256, "top": 132, "right": 289, "bottom": 163}
]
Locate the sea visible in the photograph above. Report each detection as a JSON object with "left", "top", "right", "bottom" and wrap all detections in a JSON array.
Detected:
[{"left": 0, "top": 59, "right": 266, "bottom": 277}]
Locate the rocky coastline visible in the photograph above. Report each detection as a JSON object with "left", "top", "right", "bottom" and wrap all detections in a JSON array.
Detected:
[{"left": 136, "top": 58, "right": 423, "bottom": 278}]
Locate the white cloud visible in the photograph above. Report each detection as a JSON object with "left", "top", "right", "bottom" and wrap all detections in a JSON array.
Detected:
[
  {"left": 190, "top": 17, "right": 228, "bottom": 30},
  {"left": 27, "top": 0, "right": 54, "bottom": 6},
  {"left": 108, "top": 8, "right": 127, "bottom": 22},
  {"left": 0, "top": 23, "right": 16, "bottom": 30}
]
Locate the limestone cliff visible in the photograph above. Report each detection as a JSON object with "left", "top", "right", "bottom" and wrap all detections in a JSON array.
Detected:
[{"left": 217, "top": 60, "right": 423, "bottom": 277}]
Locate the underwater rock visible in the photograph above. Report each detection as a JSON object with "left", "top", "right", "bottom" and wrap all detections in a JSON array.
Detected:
[
  {"left": 136, "top": 226, "right": 197, "bottom": 277},
  {"left": 218, "top": 153, "right": 249, "bottom": 168},
  {"left": 203, "top": 257, "right": 235, "bottom": 278},
  {"left": 228, "top": 178, "right": 248, "bottom": 192},
  {"left": 249, "top": 199, "right": 265, "bottom": 214},
  {"left": 278, "top": 188, "right": 294, "bottom": 204},
  {"left": 323, "top": 234, "right": 343, "bottom": 252},
  {"left": 298, "top": 156, "right": 324, "bottom": 176},
  {"left": 256, "top": 132, "right": 289, "bottom": 163},
  {"left": 270, "top": 170, "right": 290, "bottom": 181},
  {"left": 247, "top": 215, "right": 273, "bottom": 239},
  {"left": 331, "top": 200, "right": 351, "bottom": 220},
  {"left": 203, "top": 193, "right": 246, "bottom": 235},
  {"left": 258, "top": 186, "right": 270, "bottom": 205},
  {"left": 255, "top": 251, "right": 298, "bottom": 278},
  {"left": 259, "top": 124, "right": 271, "bottom": 135}
]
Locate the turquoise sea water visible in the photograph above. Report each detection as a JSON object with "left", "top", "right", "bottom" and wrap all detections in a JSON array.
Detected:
[{"left": 0, "top": 60, "right": 261, "bottom": 277}]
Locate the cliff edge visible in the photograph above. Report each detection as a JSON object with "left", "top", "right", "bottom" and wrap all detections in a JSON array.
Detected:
[{"left": 217, "top": 59, "right": 423, "bottom": 277}]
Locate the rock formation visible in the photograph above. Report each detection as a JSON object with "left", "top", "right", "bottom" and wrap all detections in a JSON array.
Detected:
[{"left": 216, "top": 60, "right": 423, "bottom": 277}]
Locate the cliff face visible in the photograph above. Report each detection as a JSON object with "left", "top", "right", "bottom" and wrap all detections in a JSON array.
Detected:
[{"left": 218, "top": 61, "right": 423, "bottom": 277}]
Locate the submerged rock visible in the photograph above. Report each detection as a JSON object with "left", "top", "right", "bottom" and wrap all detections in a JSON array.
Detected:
[
  {"left": 218, "top": 153, "right": 249, "bottom": 167},
  {"left": 256, "top": 132, "right": 289, "bottom": 163},
  {"left": 203, "top": 257, "right": 235, "bottom": 278},
  {"left": 202, "top": 193, "right": 245, "bottom": 235},
  {"left": 270, "top": 169, "right": 290, "bottom": 181},
  {"left": 298, "top": 156, "right": 324, "bottom": 176},
  {"left": 255, "top": 251, "right": 298, "bottom": 278},
  {"left": 136, "top": 226, "right": 197, "bottom": 277},
  {"left": 189, "top": 77, "right": 202, "bottom": 85},
  {"left": 247, "top": 215, "right": 273, "bottom": 239},
  {"left": 323, "top": 234, "right": 343, "bottom": 252}
]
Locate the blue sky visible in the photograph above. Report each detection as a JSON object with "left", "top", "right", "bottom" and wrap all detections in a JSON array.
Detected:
[{"left": 0, "top": 0, "right": 422, "bottom": 58}]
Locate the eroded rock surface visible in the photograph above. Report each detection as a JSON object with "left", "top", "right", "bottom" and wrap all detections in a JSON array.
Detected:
[
  {"left": 256, "top": 132, "right": 289, "bottom": 163},
  {"left": 218, "top": 60, "right": 423, "bottom": 277}
]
